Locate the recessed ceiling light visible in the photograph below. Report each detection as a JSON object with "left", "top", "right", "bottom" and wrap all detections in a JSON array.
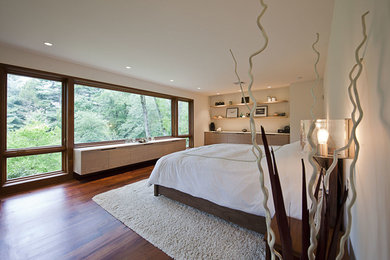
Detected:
[
  {"left": 170, "top": 79, "right": 174, "bottom": 82},
  {"left": 267, "top": 86, "right": 272, "bottom": 88},
  {"left": 197, "top": 87, "right": 201, "bottom": 90},
  {"left": 44, "top": 42, "right": 53, "bottom": 46},
  {"left": 125, "top": 66, "right": 132, "bottom": 69},
  {"left": 216, "top": 93, "right": 220, "bottom": 95}
]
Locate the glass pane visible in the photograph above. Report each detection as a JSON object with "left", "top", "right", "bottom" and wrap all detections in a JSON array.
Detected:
[
  {"left": 7, "top": 74, "right": 62, "bottom": 149},
  {"left": 178, "top": 101, "right": 189, "bottom": 135},
  {"left": 145, "top": 96, "right": 172, "bottom": 137},
  {"left": 74, "top": 84, "right": 172, "bottom": 143},
  {"left": 7, "top": 153, "right": 62, "bottom": 180}
]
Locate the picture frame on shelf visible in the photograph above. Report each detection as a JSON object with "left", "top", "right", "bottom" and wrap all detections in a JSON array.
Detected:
[
  {"left": 226, "top": 107, "right": 238, "bottom": 118},
  {"left": 254, "top": 105, "right": 268, "bottom": 117},
  {"left": 241, "top": 96, "right": 250, "bottom": 104}
]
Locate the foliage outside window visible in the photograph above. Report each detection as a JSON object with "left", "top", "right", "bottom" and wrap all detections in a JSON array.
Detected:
[
  {"left": 74, "top": 84, "right": 172, "bottom": 143},
  {"left": 178, "top": 101, "right": 189, "bottom": 136},
  {"left": 7, "top": 153, "right": 62, "bottom": 180},
  {"left": 7, "top": 74, "right": 62, "bottom": 149},
  {"left": 6, "top": 74, "right": 63, "bottom": 180}
]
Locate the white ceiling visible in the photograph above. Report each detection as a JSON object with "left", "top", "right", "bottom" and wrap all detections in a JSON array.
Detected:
[{"left": 0, "top": 0, "right": 334, "bottom": 95}]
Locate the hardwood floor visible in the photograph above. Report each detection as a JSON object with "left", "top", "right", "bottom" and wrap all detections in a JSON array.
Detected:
[{"left": 0, "top": 166, "right": 171, "bottom": 260}]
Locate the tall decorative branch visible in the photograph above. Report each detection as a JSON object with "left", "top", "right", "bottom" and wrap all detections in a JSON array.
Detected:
[
  {"left": 306, "top": 33, "right": 322, "bottom": 260},
  {"left": 230, "top": 0, "right": 276, "bottom": 259},
  {"left": 307, "top": 11, "right": 369, "bottom": 260},
  {"left": 335, "top": 11, "right": 369, "bottom": 260}
]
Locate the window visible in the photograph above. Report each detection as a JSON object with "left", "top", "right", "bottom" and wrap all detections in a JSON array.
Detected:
[
  {"left": 177, "top": 100, "right": 192, "bottom": 147},
  {"left": 4, "top": 74, "right": 64, "bottom": 180},
  {"left": 7, "top": 153, "right": 62, "bottom": 180},
  {"left": 0, "top": 64, "right": 193, "bottom": 191},
  {"left": 74, "top": 84, "right": 171, "bottom": 143},
  {"left": 7, "top": 74, "right": 62, "bottom": 149}
]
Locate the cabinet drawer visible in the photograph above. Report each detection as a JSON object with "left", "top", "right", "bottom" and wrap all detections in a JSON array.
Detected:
[{"left": 81, "top": 149, "right": 110, "bottom": 174}]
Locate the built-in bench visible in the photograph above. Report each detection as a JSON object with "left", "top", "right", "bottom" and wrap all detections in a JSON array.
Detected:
[{"left": 73, "top": 138, "right": 186, "bottom": 175}]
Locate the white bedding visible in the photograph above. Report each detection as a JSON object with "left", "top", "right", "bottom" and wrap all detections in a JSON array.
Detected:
[{"left": 147, "top": 141, "right": 309, "bottom": 219}]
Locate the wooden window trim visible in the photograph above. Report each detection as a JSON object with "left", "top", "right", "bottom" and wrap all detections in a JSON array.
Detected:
[{"left": 0, "top": 63, "right": 194, "bottom": 192}]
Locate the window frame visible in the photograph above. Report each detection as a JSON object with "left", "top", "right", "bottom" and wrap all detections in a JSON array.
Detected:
[
  {"left": 174, "top": 98, "right": 194, "bottom": 148},
  {"left": 0, "top": 64, "right": 194, "bottom": 191},
  {"left": 1, "top": 66, "right": 68, "bottom": 185}
]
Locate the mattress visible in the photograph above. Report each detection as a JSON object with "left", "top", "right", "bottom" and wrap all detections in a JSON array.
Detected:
[{"left": 147, "top": 142, "right": 310, "bottom": 219}]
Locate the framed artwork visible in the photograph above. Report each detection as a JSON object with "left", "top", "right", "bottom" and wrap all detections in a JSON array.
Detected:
[
  {"left": 226, "top": 107, "right": 238, "bottom": 118},
  {"left": 254, "top": 105, "right": 268, "bottom": 117},
  {"left": 241, "top": 96, "right": 250, "bottom": 104}
]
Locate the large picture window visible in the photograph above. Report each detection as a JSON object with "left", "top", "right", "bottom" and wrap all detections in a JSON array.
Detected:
[
  {"left": 0, "top": 64, "right": 193, "bottom": 192},
  {"left": 4, "top": 73, "right": 64, "bottom": 180},
  {"left": 74, "top": 84, "right": 172, "bottom": 143}
]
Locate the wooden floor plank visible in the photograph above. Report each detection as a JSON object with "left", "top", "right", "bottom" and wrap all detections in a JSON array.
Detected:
[{"left": 0, "top": 166, "right": 171, "bottom": 260}]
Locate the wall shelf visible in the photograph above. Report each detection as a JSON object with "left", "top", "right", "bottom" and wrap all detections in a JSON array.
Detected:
[
  {"left": 211, "top": 116, "right": 289, "bottom": 120},
  {"left": 210, "top": 100, "right": 288, "bottom": 108}
]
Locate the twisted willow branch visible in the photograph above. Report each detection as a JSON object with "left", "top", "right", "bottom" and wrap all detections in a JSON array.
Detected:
[
  {"left": 307, "top": 33, "right": 321, "bottom": 260},
  {"left": 335, "top": 11, "right": 369, "bottom": 260},
  {"left": 229, "top": 1, "right": 276, "bottom": 259}
]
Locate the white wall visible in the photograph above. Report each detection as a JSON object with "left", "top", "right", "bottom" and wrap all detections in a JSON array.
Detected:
[
  {"left": 324, "top": 0, "right": 390, "bottom": 259},
  {"left": 289, "top": 80, "right": 325, "bottom": 142},
  {"left": 0, "top": 43, "right": 210, "bottom": 147}
]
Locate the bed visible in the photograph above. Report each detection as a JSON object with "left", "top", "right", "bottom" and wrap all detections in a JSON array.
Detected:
[{"left": 147, "top": 142, "right": 310, "bottom": 234}]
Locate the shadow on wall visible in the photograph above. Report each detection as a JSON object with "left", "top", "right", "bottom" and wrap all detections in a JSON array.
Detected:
[{"left": 375, "top": 4, "right": 390, "bottom": 138}]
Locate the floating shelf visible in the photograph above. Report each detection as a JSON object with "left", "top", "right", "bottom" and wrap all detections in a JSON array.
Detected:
[
  {"left": 211, "top": 116, "right": 289, "bottom": 120},
  {"left": 210, "top": 100, "right": 288, "bottom": 108}
]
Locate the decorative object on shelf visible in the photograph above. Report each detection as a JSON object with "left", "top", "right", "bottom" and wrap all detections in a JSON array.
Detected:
[
  {"left": 226, "top": 107, "right": 239, "bottom": 118},
  {"left": 246, "top": 113, "right": 250, "bottom": 117},
  {"left": 278, "top": 125, "right": 290, "bottom": 133},
  {"left": 137, "top": 138, "right": 148, "bottom": 143},
  {"left": 273, "top": 112, "right": 286, "bottom": 117},
  {"left": 267, "top": 96, "right": 272, "bottom": 102},
  {"left": 271, "top": 96, "right": 277, "bottom": 102},
  {"left": 228, "top": 100, "right": 233, "bottom": 105},
  {"left": 242, "top": 128, "right": 248, "bottom": 132},
  {"left": 215, "top": 101, "right": 225, "bottom": 106},
  {"left": 254, "top": 105, "right": 268, "bottom": 117},
  {"left": 217, "top": 115, "right": 223, "bottom": 119},
  {"left": 209, "top": 122, "right": 215, "bottom": 131},
  {"left": 216, "top": 127, "right": 222, "bottom": 132},
  {"left": 241, "top": 96, "right": 250, "bottom": 104}
]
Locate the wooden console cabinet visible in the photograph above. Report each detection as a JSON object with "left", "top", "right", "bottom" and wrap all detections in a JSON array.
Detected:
[
  {"left": 204, "top": 131, "right": 290, "bottom": 146},
  {"left": 74, "top": 138, "right": 186, "bottom": 175}
]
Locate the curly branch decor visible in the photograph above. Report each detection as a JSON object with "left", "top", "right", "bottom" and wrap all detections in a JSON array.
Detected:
[
  {"left": 307, "top": 11, "right": 369, "bottom": 260},
  {"left": 307, "top": 32, "right": 322, "bottom": 260},
  {"left": 229, "top": 0, "right": 277, "bottom": 259}
]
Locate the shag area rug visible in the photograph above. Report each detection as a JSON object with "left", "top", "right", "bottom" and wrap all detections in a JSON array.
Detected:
[{"left": 93, "top": 179, "right": 265, "bottom": 260}]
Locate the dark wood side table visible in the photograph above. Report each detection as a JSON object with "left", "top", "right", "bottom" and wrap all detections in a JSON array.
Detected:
[
  {"left": 265, "top": 216, "right": 350, "bottom": 260},
  {"left": 265, "top": 216, "right": 302, "bottom": 260},
  {"left": 265, "top": 155, "right": 349, "bottom": 260}
]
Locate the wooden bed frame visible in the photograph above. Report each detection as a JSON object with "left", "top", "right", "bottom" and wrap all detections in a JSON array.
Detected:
[{"left": 154, "top": 184, "right": 267, "bottom": 234}]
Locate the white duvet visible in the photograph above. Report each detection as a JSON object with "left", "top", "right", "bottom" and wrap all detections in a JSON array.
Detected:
[{"left": 147, "top": 142, "right": 309, "bottom": 219}]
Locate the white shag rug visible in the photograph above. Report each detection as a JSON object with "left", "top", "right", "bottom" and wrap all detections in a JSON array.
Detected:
[{"left": 93, "top": 179, "right": 265, "bottom": 260}]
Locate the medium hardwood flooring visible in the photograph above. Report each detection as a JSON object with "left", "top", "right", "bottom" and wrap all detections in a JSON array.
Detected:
[{"left": 0, "top": 166, "right": 171, "bottom": 260}]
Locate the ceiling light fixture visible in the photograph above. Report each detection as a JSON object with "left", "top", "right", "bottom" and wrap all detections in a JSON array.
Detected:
[
  {"left": 170, "top": 79, "right": 174, "bottom": 82},
  {"left": 197, "top": 87, "right": 201, "bottom": 90},
  {"left": 44, "top": 42, "right": 53, "bottom": 46},
  {"left": 216, "top": 93, "right": 220, "bottom": 95},
  {"left": 267, "top": 86, "right": 272, "bottom": 88},
  {"left": 125, "top": 66, "right": 132, "bottom": 69}
]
